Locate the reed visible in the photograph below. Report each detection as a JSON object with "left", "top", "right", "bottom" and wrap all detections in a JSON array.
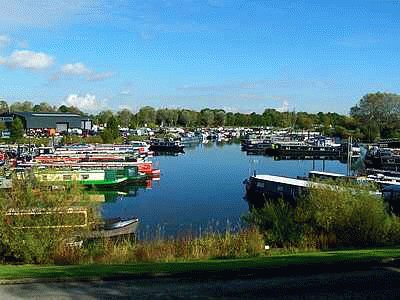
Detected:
[{"left": 53, "top": 228, "right": 265, "bottom": 265}]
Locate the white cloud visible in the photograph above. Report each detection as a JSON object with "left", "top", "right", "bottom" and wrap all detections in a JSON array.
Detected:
[
  {"left": 61, "top": 62, "right": 90, "bottom": 75},
  {"left": 120, "top": 89, "right": 131, "bottom": 95},
  {"left": 0, "top": 35, "right": 10, "bottom": 48},
  {"left": 0, "top": 50, "right": 54, "bottom": 70},
  {"left": 277, "top": 100, "right": 289, "bottom": 112},
  {"left": 87, "top": 71, "right": 114, "bottom": 81},
  {"left": 0, "top": 1, "right": 102, "bottom": 28},
  {"left": 53, "top": 62, "right": 113, "bottom": 81},
  {"left": 64, "top": 94, "right": 107, "bottom": 112}
]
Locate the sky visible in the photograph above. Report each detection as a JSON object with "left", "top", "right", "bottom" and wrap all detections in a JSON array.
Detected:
[{"left": 0, "top": 0, "right": 399, "bottom": 114}]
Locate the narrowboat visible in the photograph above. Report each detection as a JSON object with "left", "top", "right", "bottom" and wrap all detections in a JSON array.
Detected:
[
  {"left": 149, "top": 139, "right": 185, "bottom": 152},
  {"left": 244, "top": 174, "right": 312, "bottom": 208},
  {"left": 35, "top": 167, "right": 146, "bottom": 188}
]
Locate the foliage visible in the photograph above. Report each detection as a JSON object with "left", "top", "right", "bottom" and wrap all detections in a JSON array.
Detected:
[
  {"left": 245, "top": 180, "right": 400, "bottom": 249},
  {"left": 3, "top": 92, "right": 400, "bottom": 142},
  {"left": 33, "top": 102, "right": 56, "bottom": 112},
  {"left": 10, "top": 117, "right": 24, "bottom": 143},
  {"left": 53, "top": 228, "right": 264, "bottom": 264},
  {"left": 0, "top": 101, "right": 8, "bottom": 113},
  {"left": 0, "top": 177, "right": 93, "bottom": 264},
  {"left": 137, "top": 106, "right": 156, "bottom": 126},
  {"left": 100, "top": 115, "right": 119, "bottom": 143},
  {"left": 351, "top": 92, "right": 400, "bottom": 141},
  {"left": 9, "top": 101, "right": 33, "bottom": 112},
  {"left": 57, "top": 105, "right": 83, "bottom": 115},
  {"left": 243, "top": 199, "right": 301, "bottom": 248}
]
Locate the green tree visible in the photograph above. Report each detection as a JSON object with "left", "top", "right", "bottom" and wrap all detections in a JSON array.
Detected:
[
  {"left": 137, "top": 106, "right": 156, "bottom": 126},
  {"left": 10, "top": 101, "right": 33, "bottom": 112},
  {"left": 57, "top": 105, "right": 83, "bottom": 115},
  {"left": 33, "top": 102, "right": 56, "bottom": 112},
  {"left": 117, "top": 109, "right": 133, "bottom": 128},
  {"left": 199, "top": 109, "right": 214, "bottom": 127},
  {"left": 214, "top": 110, "right": 226, "bottom": 127},
  {"left": 350, "top": 92, "right": 400, "bottom": 141},
  {"left": 0, "top": 100, "right": 9, "bottom": 113},
  {"left": 95, "top": 110, "right": 114, "bottom": 126},
  {"left": 100, "top": 115, "right": 120, "bottom": 143},
  {"left": 10, "top": 117, "right": 24, "bottom": 142}
]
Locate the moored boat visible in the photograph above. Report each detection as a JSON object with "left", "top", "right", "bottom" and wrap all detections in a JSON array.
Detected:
[
  {"left": 149, "top": 139, "right": 184, "bottom": 152},
  {"left": 34, "top": 167, "right": 146, "bottom": 188}
]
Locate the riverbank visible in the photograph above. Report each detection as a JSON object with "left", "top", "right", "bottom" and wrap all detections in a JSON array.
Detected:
[{"left": 1, "top": 248, "right": 399, "bottom": 283}]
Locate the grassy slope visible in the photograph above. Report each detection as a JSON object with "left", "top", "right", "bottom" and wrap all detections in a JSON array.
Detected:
[{"left": 0, "top": 248, "right": 399, "bottom": 281}]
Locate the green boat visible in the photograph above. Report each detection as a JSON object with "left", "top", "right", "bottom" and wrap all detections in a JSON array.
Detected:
[{"left": 36, "top": 166, "right": 146, "bottom": 188}]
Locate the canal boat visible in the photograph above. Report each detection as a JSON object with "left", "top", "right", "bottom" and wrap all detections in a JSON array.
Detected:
[
  {"left": 271, "top": 141, "right": 343, "bottom": 156},
  {"left": 149, "top": 139, "right": 185, "bottom": 152},
  {"left": 364, "top": 147, "right": 400, "bottom": 171},
  {"left": 244, "top": 174, "right": 316, "bottom": 207},
  {"left": 19, "top": 161, "right": 159, "bottom": 177},
  {"left": 35, "top": 167, "right": 146, "bottom": 188},
  {"left": 244, "top": 171, "right": 397, "bottom": 211}
]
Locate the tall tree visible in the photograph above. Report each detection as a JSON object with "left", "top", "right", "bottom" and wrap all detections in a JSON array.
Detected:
[
  {"left": 10, "top": 117, "right": 24, "bottom": 143},
  {"left": 33, "top": 102, "right": 56, "bottom": 112},
  {"left": 10, "top": 101, "right": 33, "bottom": 112},
  {"left": 199, "top": 109, "right": 214, "bottom": 127},
  {"left": 350, "top": 92, "right": 400, "bottom": 141},
  {"left": 101, "top": 115, "right": 119, "bottom": 143},
  {"left": 214, "top": 110, "right": 226, "bottom": 126},
  {"left": 0, "top": 100, "right": 9, "bottom": 113},
  {"left": 137, "top": 106, "right": 156, "bottom": 126},
  {"left": 57, "top": 105, "right": 83, "bottom": 115},
  {"left": 117, "top": 109, "right": 133, "bottom": 128}
]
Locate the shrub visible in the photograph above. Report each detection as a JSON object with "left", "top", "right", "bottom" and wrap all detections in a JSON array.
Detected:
[
  {"left": 245, "top": 180, "right": 398, "bottom": 249},
  {"left": 0, "top": 177, "right": 93, "bottom": 264},
  {"left": 243, "top": 199, "right": 302, "bottom": 248}
]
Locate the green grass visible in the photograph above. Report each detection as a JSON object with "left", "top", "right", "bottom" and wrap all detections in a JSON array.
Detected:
[{"left": 0, "top": 248, "right": 399, "bottom": 281}]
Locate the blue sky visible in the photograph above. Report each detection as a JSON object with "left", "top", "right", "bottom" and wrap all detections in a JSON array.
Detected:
[{"left": 0, "top": 0, "right": 399, "bottom": 114}]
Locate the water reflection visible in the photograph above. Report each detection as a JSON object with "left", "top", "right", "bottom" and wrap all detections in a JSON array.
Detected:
[{"left": 101, "top": 142, "right": 347, "bottom": 238}]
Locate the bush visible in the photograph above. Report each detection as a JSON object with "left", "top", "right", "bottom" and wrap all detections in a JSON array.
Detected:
[
  {"left": 245, "top": 180, "right": 400, "bottom": 249},
  {"left": 243, "top": 199, "right": 302, "bottom": 248},
  {"left": 0, "top": 177, "right": 94, "bottom": 264}
]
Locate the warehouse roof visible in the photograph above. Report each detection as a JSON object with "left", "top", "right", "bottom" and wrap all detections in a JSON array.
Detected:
[{"left": 0, "top": 112, "right": 91, "bottom": 129}]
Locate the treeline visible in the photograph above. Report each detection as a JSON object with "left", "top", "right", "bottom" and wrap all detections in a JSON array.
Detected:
[{"left": 2, "top": 92, "right": 400, "bottom": 141}]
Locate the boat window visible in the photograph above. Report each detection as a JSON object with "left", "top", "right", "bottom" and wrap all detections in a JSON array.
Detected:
[
  {"left": 81, "top": 174, "right": 89, "bottom": 180},
  {"left": 256, "top": 182, "right": 264, "bottom": 188},
  {"left": 63, "top": 175, "right": 72, "bottom": 180},
  {"left": 277, "top": 185, "right": 284, "bottom": 192}
]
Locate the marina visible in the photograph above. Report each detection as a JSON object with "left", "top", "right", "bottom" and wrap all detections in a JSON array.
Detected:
[{"left": 3, "top": 128, "right": 400, "bottom": 237}]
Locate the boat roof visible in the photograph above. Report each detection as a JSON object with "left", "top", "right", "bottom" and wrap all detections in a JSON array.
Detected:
[
  {"left": 382, "top": 184, "right": 400, "bottom": 191},
  {"left": 309, "top": 171, "right": 346, "bottom": 177},
  {"left": 252, "top": 174, "right": 309, "bottom": 187}
]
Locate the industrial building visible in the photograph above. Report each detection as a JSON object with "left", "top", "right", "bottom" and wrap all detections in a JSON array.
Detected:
[{"left": 0, "top": 112, "right": 92, "bottom": 135}]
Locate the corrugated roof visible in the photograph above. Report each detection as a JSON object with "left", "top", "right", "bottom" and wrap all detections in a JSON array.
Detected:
[{"left": 1, "top": 112, "right": 91, "bottom": 129}]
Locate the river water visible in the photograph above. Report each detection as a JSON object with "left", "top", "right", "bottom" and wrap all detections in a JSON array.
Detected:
[{"left": 101, "top": 141, "right": 347, "bottom": 238}]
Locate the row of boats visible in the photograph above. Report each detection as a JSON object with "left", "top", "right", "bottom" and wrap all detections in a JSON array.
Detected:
[{"left": 0, "top": 141, "right": 166, "bottom": 239}]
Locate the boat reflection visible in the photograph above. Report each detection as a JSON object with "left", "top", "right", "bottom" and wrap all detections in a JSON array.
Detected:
[{"left": 85, "top": 179, "right": 157, "bottom": 202}]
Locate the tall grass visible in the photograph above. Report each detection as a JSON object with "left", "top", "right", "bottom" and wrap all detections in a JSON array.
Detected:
[{"left": 54, "top": 228, "right": 264, "bottom": 265}]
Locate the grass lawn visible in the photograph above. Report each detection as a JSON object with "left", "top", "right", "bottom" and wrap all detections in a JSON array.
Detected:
[{"left": 0, "top": 248, "right": 399, "bottom": 281}]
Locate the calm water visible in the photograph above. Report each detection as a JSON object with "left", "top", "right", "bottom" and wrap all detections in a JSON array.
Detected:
[{"left": 101, "top": 141, "right": 347, "bottom": 238}]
